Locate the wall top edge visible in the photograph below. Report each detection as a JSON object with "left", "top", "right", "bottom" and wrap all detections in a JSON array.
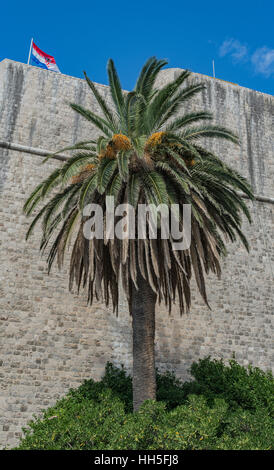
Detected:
[
  {"left": 1, "top": 59, "right": 273, "bottom": 99},
  {"left": 0, "top": 58, "right": 110, "bottom": 90}
]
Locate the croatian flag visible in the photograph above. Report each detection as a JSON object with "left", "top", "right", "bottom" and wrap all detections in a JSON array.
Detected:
[{"left": 30, "top": 41, "right": 60, "bottom": 72}]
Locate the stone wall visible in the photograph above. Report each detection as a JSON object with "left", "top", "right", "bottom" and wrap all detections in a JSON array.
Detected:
[{"left": 0, "top": 59, "right": 273, "bottom": 448}]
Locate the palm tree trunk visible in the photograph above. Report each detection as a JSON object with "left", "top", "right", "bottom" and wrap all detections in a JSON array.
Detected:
[{"left": 131, "top": 269, "right": 157, "bottom": 411}]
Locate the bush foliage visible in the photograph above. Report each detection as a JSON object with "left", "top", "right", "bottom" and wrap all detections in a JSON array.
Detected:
[{"left": 15, "top": 358, "right": 274, "bottom": 450}]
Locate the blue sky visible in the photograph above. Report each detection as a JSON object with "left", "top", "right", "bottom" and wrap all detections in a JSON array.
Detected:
[{"left": 1, "top": 1, "right": 273, "bottom": 95}]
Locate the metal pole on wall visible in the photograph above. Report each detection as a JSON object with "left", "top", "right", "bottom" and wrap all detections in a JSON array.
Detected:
[{"left": 27, "top": 38, "right": 33, "bottom": 65}]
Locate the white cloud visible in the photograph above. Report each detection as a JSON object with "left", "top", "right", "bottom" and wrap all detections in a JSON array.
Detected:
[
  {"left": 219, "top": 38, "right": 248, "bottom": 62},
  {"left": 251, "top": 47, "right": 274, "bottom": 77},
  {"left": 219, "top": 39, "right": 274, "bottom": 79}
]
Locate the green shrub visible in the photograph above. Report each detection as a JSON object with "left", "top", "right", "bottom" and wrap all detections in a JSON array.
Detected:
[
  {"left": 69, "top": 362, "right": 133, "bottom": 413},
  {"left": 15, "top": 358, "right": 274, "bottom": 450},
  {"left": 156, "top": 369, "right": 187, "bottom": 410},
  {"left": 215, "top": 407, "right": 274, "bottom": 450},
  {"left": 182, "top": 357, "right": 274, "bottom": 415},
  {"left": 109, "top": 395, "right": 229, "bottom": 450},
  {"left": 16, "top": 390, "right": 126, "bottom": 450},
  {"left": 69, "top": 363, "right": 185, "bottom": 413}
]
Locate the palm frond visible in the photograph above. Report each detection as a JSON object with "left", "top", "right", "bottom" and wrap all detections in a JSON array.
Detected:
[
  {"left": 97, "top": 158, "right": 118, "bottom": 194},
  {"left": 165, "top": 111, "right": 213, "bottom": 132},
  {"left": 61, "top": 152, "right": 97, "bottom": 184},
  {"left": 42, "top": 140, "right": 96, "bottom": 163},
  {"left": 84, "top": 71, "right": 118, "bottom": 128},
  {"left": 153, "top": 83, "right": 206, "bottom": 131},
  {"left": 70, "top": 104, "right": 114, "bottom": 137},
  {"left": 128, "top": 173, "right": 141, "bottom": 208},
  {"left": 117, "top": 151, "right": 129, "bottom": 182},
  {"left": 145, "top": 70, "right": 191, "bottom": 131},
  {"left": 79, "top": 173, "right": 98, "bottom": 209},
  {"left": 107, "top": 59, "right": 125, "bottom": 119},
  {"left": 180, "top": 125, "right": 239, "bottom": 144},
  {"left": 134, "top": 57, "right": 167, "bottom": 100}
]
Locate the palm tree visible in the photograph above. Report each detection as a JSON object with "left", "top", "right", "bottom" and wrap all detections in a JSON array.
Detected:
[{"left": 24, "top": 57, "right": 254, "bottom": 411}]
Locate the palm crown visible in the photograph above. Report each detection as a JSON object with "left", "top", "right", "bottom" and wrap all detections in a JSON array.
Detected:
[{"left": 24, "top": 57, "right": 254, "bottom": 315}]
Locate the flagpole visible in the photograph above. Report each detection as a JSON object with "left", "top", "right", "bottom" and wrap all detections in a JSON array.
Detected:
[{"left": 27, "top": 38, "right": 33, "bottom": 65}]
